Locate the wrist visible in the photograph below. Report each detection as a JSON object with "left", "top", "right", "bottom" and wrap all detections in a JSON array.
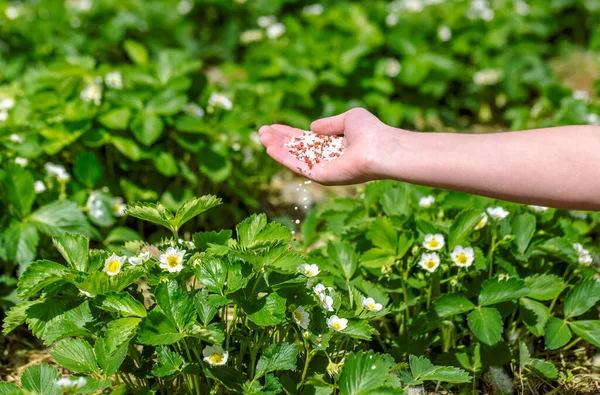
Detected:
[{"left": 366, "top": 127, "right": 424, "bottom": 181}]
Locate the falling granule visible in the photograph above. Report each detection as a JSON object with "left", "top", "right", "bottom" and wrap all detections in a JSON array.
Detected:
[
  {"left": 285, "top": 130, "right": 345, "bottom": 170},
  {"left": 295, "top": 219, "right": 300, "bottom": 224}
]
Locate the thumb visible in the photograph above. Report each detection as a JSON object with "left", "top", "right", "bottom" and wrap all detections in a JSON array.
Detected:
[{"left": 310, "top": 108, "right": 379, "bottom": 135}]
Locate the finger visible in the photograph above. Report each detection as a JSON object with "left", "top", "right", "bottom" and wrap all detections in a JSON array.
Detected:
[
  {"left": 310, "top": 112, "right": 347, "bottom": 135},
  {"left": 260, "top": 130, "right": 312, "bottom": 177},
  {"left": 269, "top": 124, "right": 305, "bottom": 138}
]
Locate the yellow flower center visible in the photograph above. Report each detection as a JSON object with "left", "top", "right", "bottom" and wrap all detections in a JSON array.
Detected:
[
  {"left": 457, "top": 253, "right": 468, "bottom": 265},
  {"left": 209, "top": 353, "right": 223, "bottom": 364},
  {"left": 294, "top": 311, "right": 304, "bottom": 322},
  {"left": 305, "top": 269, "right": 314, "bottom": 275},
  {"left": 167, "top": 255, "right": 180, "bottom": 268},
  {"left": 367, "top": 303, "right": 375, "bottom": 311},
  {"left": 331, "top": 322, "right": 342, "bottom": 330},
  {"left": 113, "top": 203, "right": 121, "bottom": 212},
  {"left": 425, "top": 259, "right": 437, "bottom": 269},
  {"left": 108, "top": 260, "right": 120, "bottom": 273},
  {"left": 428, "top": 239, "right": 439, "bottom": 248},
  {"left": 476, "top": 219, "right": 485, "bottom": 229}
]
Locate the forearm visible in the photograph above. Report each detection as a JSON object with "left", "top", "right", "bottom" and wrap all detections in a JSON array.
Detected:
[{"left": 377, "top": 126, "right": 600, "bottom": 210}]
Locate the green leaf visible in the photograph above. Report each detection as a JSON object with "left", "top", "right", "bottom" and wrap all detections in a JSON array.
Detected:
[
  {"left": 95, "top": 292, "right": 147, "bottom": 318},
  {"left": 531, "top": 237, "right": 578, "bottom": 263},
  {"left": 569, "top": 320, "right": 600, "bottom": 347},
  {"left": 20, "top": 363, "right": 61, "bottom": 395},
  {"left": 124, "top": 40, "right": 148, "bottom": 65},
  {"left": 170, "top": 195, "right": 222, "bottom": 231},
  {"left": 340, "top": 320, "right": 373, "bottom": 340},
  {"left": 77, "top": 378, "right": 112, "bottom": 394},
  {"left": 467, "top": 307, "right": 503, "bottom": 345},
  {"left": 520, "top": 298, "right": 550, "bottom": 337},
  {"left": 193, "top": 230, "right": 232, "bottom": 250},
  {"left": 52, "top": 233, "right": 89, "bottom": 272},
  {"left": 530, "top": 359, "right": 558, "bottom": 380},
  {"left": 74, "top": 265, "right": 144, "bottom": 295},
  {"left": 564, "top": 277, "right": 600, "bottom": 319},
  {"left": 380, "top": 184, "right": 410, "bottom": 217},
  {"left": 124, "top": 202, "right": 174, "bottom": 230},
  {"left": 26, "top": 298, "right": 93, "bottom": 345},
  {"left": 137, "top": 309, "right": 185, "bottom": 345},
  {"left": 104, "top": 227, "right": 142, "bottom": 244},
  {"left": 3, "top": 301, "right": 39, "bottom": 335},
  {"left": 434, "top": 294, "right": 476, "bottom": 318},
  {"left": 132, "top": 112, "right": 164, "bottom": 146},
  {"left": 193, "top": 290, "right": 222, "bottom": 326},
  {"left": 544, "top": 317, "right": 572, "bottom": 350},
  {"left": 4, "top": 222, "right": 39, "bottom": 266},
  {"left": 255, "top": 342, "right": 297, "bottom": 379},
  {"left": 339, "top": 350, "right": 402, "bottom": 395},
  {"left": 95, "top": 336, "right": 128, "bottom": 377},
  {"left": 244, "top": 292, "right": 286, "bottom": 327},
  {"left": 328, "top": 241, "right": 358, "bottom": 281},
  {"left": 153, "top": 151, "right": 179, "bottom": 177},
  {"left": 2, "top": 164, "right": 35, "bottom": 218},
  {"left": 17, "top": 260, "right": 72, "bottom": 299},
  {"left": 110, "top": 135, "right": 143, "bottom": 161},
  {"left": 524, "top": 274, "right": 563, "bottom": 301},
  {"left": 146, "top": 90, "right": 187, "bottom": 115},
  {"left": 409, "top": 355, "right": 471, "bottom": 383},
  {"left": 478, "top": 276, "right": 529, "bottom": 306},
  {"left": 74, "top": 151, "right": 102, "bottom": 189},
  {"left": 236, "top": 214, "right": 267, "bottom": 248},
  {"left": 98, "top": 107, "right": 132, "bottom": 130},
  {"left": 29, "top": 200, "right": 94, "bottom": 238},
  {"left": 194, "top": 256, "right": 227, "bottom": 294},
  {"left": 206, "top": 366, "right": 243, "bottom": 393},
  {"left": 50, "top": 338, "right": 99, "bottom": 375},
  {"left": 235, "top": 214, "right": 290, "bottom": 250},
  {"left": 449, "top": 209, "right": 482, "bottom": 250},
  {"left": 152, "top": 346, "right": 185, "bottom": 377},
  {"left": 156, "top": 280, "right": 196, "bottom": 331},
  {"left": 366, "top": 217, "right": 397, "bottom": 255},
  {"left": 511, "top": 213, "right": 536, "bottom": 254},
  {"left": 262, "top": 245, "right": 306, "bottom": 274},
  {"left": 105, "top": 317, "right": 141, "bottom": 354},
  {"left": 0, "top": 382, "right": 23, "bottom": 394}
]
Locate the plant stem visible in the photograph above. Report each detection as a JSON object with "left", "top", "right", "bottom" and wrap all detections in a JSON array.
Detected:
[
  {"left": 488, "top": 224, "right": 498, "bottom": 278},
  {"left": 226, "top": 305, "right": 237, "bottom": 350},
  {"left": 298, "top": 347, "right": 314, "bottom": 393},
  {"left": 563, "top": 336, "right": 583, "bottom": 351}
]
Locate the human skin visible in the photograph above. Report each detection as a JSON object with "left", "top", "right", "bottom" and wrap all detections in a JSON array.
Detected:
[{"left": 259, "top": 107, "right": 600, "bottom": 211}]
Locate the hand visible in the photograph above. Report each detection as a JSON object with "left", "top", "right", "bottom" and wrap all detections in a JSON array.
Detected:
[{"left": 259, "top": 108, "right": 400, "bottom": 185}]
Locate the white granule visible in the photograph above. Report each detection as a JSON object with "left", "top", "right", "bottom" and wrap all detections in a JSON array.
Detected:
[{"left": 284, "top": 130, "right": 345, "bottom": 170}]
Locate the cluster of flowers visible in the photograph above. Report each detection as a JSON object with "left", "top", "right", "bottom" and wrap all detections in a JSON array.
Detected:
[
  {"left": 102, "top": 246, "right": 187, "bottom": 278},
  {"left": 80, "top": 71, "right": 122, "bottom": 106},
  {"left": 296, "top": 263, "right": 383, "bottom": 336},
  {"left": 85, "top": 191, "right": 126, "bottom": 219},
  {"left": 44, "top": 162, "right": 71, "bottom": 183},
  {"left": 240, "top": 14, "right": 286, "bottom": 44},
  {"left": 0, "top": 97, "right": 15, "bottom": 123}
]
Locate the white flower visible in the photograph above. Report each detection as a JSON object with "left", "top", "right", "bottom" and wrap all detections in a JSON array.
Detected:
[
  {"left": 266, "top": 23, "right": 286, "bottom": 40},
  {"left": 104, "top": 253, "right": 126, "bottom": 276},
  {"left": 385, "top": 13, "right": 399, "bottom": 26},
  {"left": 529, "top": 205, "right": 548, "bottom": 213},
  {"left": 14, "top": 157, "right": 28, "bottom": 167},
  {"left": 240, "top": 29, "right": 263, "bottom": 44},
  {"left": 475, "top": 213, "right": 488, "bottom": 230},
  {"left": 573, "top": 90, "right": 589, "bottom": 101},
  {"left": 487, "top": 206, "right": 509, "bottom": 220},
  {"left": 326, "top": 315, "right": 348, "bottom": 331},
  {"left": 128, "top": 251, "right": 150, "bottom": 266},
  {"left": 0, "top": 110, "right": 8, "bottom": 122},
  {"left": 450, "top": 245, "right": 475, "bottom": 268},
  {"left": 312, "top": 283, "right": 326, "bottom": 296},
  {"left": 384, "top": 58, "right": 401, "bottom": 78},
  {"left": 184, "top": 103, "right": 205, "bottom": 118},
  {"left": 473, "top": 69, "right": 502, "bottom": 86},
  {"left": 9, "top": 134, "right": 23, "bottom": 143},
  {"left": 177, "top": 0, "right": 193, "bottom": 15},
  {"left": 418, "top": 252, "right": 440, "bottom": 273},
  {"left": 257, "top": 15, "right": 277, "bottom": 28},
  {"left": 361, "top": 296, "right": 383, "bottom": 312},
  {"left": 419, "top": 195, "right": 435, "bottom": 208},
  {"left": 515, "top": 0, "right": 530, "bottom": 16},
  {"left": 79, "top": 289, "right": 95, "bottom": 298},
  {"left": 0, "top": 98, "right": 15, "bottom": 110},
  {"left": 112, "top": 197, "right": 126, "bottom": 217},
  {"left": 320, "top": 294, "right": 334, "bottom": 312},
  {"left": 65, "top": 0, "right": 93, "bottom": 12},
  {"left": 303, "top": 4, "right": 324, "bottom": 15},
  {"left": 80, "top": 84, "right": 102, "bottom": 105},
  {"left": 208, "top": 92, "right": 233, "bottom": 111},
  {"left": 301, "top": 264, "right": 320, "bottom": 277},
  {"left": 292, "top": 306, "right": 310, "bottom": 329},
  {"left": 5, "top": 6, "right": 19, "bottom": 20},
  {"left": 202, "top": 345, "right": 228, "bottom": 366},
  {"left": 573, "top": 243, "right": 593, "bottom": 266},
  {"left": 34, "top": 180, "right": 46, "bottom": 194},
  {"left": 438, "top": 25, "right": 452, "bottom": 41},
  {"left": 105, "top": 71, "right": 123, "bottom": 89},
  {"left": 45, "top": 162, "right": 71, "bottom": 182},
  {"left": 586, "top": 113, "right": 600, "bottom": 125},
  {"left": 423, "top": 234, "right": 445, "bottom": 251},
  {"left": 55, "top": 377, "right": 87, "bottom": 390},
  {"left": 404, "top": 0, "right": 424, "bottom": 13},
  {"left": 159, "top": 247, "right": 186, "bottom": 273}
]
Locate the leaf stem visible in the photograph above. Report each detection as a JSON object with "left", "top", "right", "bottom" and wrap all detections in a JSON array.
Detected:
[{"left": 488, "top": 224, "right": 498, "bottom": 278}]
